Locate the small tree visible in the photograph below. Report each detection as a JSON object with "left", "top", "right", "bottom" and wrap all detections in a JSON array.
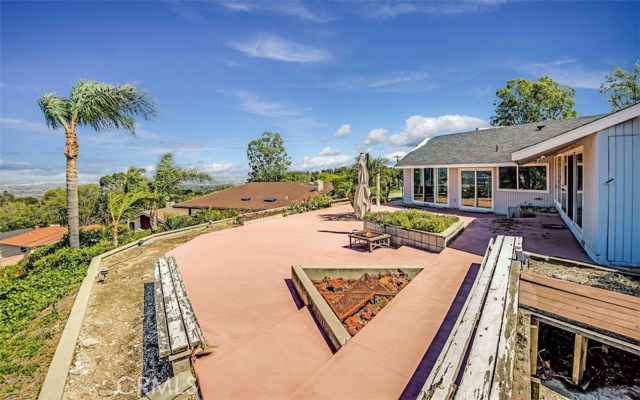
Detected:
[
  {"left": 106, "top": 189, "right": 153, "bottom": 246},
  {"left": 600, "top": 61, "right": 640, "bottom": 111},
  {"left": 491, "top": 76, "right": 577, "bottom": 126},
  {"left": 150, "top": 153, "right": 213, "bottom": 233},
  {"left": 247, "top": 132, "right": 291, "bottom": 182}
]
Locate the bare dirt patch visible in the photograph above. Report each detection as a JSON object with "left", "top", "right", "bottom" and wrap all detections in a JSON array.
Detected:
[
  {"left": 63, "top": 223, "right": 233, "bottom": 399},
  {"left": 527, "top": 259, "right": 640, "bottom": 297}
]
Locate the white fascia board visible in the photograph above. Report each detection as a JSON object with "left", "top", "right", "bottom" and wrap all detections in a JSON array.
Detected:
[
  {"left": 396, "top": 163, "right": 517, "bottom": 169},
  {"left": 512, "top": 103, "right": 640, "bottom": 162}
]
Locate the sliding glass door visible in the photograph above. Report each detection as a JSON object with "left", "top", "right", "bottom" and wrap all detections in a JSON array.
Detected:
[{"left": 460, "top": 169, "right": 493, "bottom": 210}]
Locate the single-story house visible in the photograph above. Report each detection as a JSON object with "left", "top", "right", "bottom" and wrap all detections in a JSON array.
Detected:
[
  {"left": 396, "top": 103, "right": 640, "bottom": 267},
  {"left": 0, "top": 225, "right": 68, "bottom": 258},
  {"left": 173, "top": 181, "right": 333, "bottom": 214},
  {"left": 128, "top": 204, "right": 190, "bottom": 230}
]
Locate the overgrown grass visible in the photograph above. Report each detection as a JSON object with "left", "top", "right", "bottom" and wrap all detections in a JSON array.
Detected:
[
  {"left": 364, "top": 210, "right": 459, "bottom": 233},
  {"left": 0, "top": 229, "right": 150, "bottom": 396}
]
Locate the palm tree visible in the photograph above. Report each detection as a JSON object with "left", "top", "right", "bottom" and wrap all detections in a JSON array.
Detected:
[
  {"left": 106, "top": 188, "right": 154, "bottom": 247},
  {"left": 150, "top": 153, "right": 213, "bottom": 233},
  {"left": 38, "top": 79, "right": 157, "bottom": 248}
]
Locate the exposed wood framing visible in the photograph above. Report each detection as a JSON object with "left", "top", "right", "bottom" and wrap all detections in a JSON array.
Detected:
[
  {"left": 530, "top": 319, "right": 539, "bottom": 374},
  {"left": 572, "top": 334, "right": 588, "bottom": 385}
]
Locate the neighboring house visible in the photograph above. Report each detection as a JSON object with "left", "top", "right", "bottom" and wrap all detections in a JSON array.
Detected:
[
  {"left": 396, "top": 104, "right": 640, "bottom": 267},
  {"left": 173, "top": 181, "right": 333, "bottom": 214},
  {"left": 129, "top": 205, "right": 190, "bottom": 230},
  {"left": 0, "top": 228, "right": 33, "bottom": 258},
  {"left": 0, "top": 226, "right": 68, "bottom": 258}
]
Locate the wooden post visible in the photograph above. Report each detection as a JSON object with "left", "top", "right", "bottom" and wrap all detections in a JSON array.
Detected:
[
  {"left": 531, "top": 377, "right": 541, "bottom": 400},
  {"left": 376, "top": 173, "right": 380, "bottom": 206},
  {"left": 572, "top": 333, "right": 588, "bottom": 385},
  {"left": 530, "top": 319, "right": 539, "bottom": 374}
]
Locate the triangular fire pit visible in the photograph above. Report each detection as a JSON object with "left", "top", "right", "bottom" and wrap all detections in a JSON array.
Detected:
[{"left": 291, "top": 265, "right": 423, "bottom": 350}]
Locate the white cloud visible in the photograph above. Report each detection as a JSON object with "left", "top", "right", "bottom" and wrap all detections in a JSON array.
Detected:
[
  {"left": 362, "top": 128, "right": 388, "bottom": 145},
  {"left": 384, "top": 151, "right": 407, "bottom": 164},
  {"left": 321, "top": 71, "right": 430, "bottom": 91},
  {"left": 519, "top": 58, "right": 608, "bottom": 90},
  {"left": 319, "top": 146, "right": 340, "bottom": 156},
  {"left": 387, "top": 115, "right": 488, "bottom": 147},
  {"left": 205, "top": 162, "right": 235, "bottom": 173},
  {"left": 362, "top": 0, "right": 506, "bottom": 18},
  {"left": 220, "top": 1, "right": 332, "bottom": 22},
  {"left": 223, "top": 90, "right": 304, "bottom": 118},
  {"left": 333, "top": 124, "right": 353, "bottom": 138},
  {"left": 229, "top": 34, "right": 332, "bottom": 63},
  {"left": 293, "top": 154, "right": 353, "bottom": 171}
]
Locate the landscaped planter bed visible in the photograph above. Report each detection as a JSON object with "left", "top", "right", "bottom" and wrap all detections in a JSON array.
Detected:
[{"left": 364, "top": 210, "right": 464, "bottom": 253}]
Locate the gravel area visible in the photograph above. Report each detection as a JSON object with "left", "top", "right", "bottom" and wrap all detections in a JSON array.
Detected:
[{"left": 527, "top": 259, "right": 640, "bottom": 297}]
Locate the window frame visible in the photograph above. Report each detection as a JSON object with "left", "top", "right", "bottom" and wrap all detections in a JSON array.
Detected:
[
  {"left": 496, "top": 163, "right": 549, "bottom": 193},
  {"left": 412, "top": 167, "right": 449, "bottom": 206}
]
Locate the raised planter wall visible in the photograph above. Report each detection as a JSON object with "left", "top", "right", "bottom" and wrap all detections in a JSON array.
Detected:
[{"left": 363, "top": 219, "right": 464, "bottom": 253}]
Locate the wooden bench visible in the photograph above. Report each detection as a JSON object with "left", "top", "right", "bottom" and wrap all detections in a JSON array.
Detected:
[
  {"left": 417, "top": 235, "right": 523, "bottom": 400},
  {"left": 148, "top": 256, "right": 204, "bottom": 399}
]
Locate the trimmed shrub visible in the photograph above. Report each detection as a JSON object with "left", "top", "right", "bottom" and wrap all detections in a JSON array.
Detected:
[
  {"left": 286, "top": 194, "right": 333, "bottom": 216},
  {"left": 364, "top": 210, "right": 459, "bottom": 233}
]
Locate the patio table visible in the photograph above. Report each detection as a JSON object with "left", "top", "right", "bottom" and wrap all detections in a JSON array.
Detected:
[{"left": 348, "top": 231, "right": 391, "bottom": 252}]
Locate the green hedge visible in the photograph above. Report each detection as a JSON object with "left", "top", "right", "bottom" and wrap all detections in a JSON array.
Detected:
[
  {"left": 286, "top": 194, "right": 333, "bottom": 216},
  {"left": 364, "top": 210, "right": 459, "bottom": 233}
]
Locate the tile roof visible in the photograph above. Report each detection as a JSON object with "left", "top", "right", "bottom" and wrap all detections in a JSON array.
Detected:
[
  {"left": 174, "top": 181, "right": 334, "bottom": 211},
  {"left": 0, "top": 224, "right": 102, "bottom": 249},
  {"left": 396, "top": 114, "right": 607, "bottom": 167},
  {"left": 0, "top": 226, "right": 67, "bottom": 248}
]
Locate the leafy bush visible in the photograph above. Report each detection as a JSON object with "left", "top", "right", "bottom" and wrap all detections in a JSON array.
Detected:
[
  {"left": 286, "top": 194, "right": 333, "bottom": 215},
  {"left": 162, "top": 214, "right": 198, "bottom": 230},
  {"left": 364, "top": 210, "right": 459, "bottom": 233},
  {"left": 194, "top": 208, "right": 240, "bottom": 224}
]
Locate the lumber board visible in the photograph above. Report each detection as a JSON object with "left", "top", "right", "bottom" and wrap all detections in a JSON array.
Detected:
[
  {"left": 167, "top": 256, "right": 205, "bottom": 349},
  {"left": 520, "top": 271, "right": 640, "bottom": 310},
  {"left": 572, "top": 334, "right": 588, "bottom": 385},
  {"left": 530, "top": 313, "right": 640, "bottom": 356},
  {"left": 512, "top": 311, "right": 532, "bottom": 400},
  {"left": 456, "top": 236, "right": 516, "bottom": 399},
  {"left": 154, "top": 261, "right": 171, "bottom": 358},
  {"left": 519, "top": 282, "right": 640, "bottom": 325},
  {"left": 158, "top": 257, "right": 189, "bottom": 355},
  {"left": 489, "top": 253, "right": 521, "bottom": 400},
  {"left": 519, "top": 292, "right": 639, "bottom": 342},
  {"left": 418, "top": 236, "right": 503, "bottom": 400}
]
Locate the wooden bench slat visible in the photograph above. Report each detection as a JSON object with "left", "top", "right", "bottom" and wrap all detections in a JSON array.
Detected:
[
  {"left": 418, "top": 236, "right": 504, "bottom": 400},
  {"left": 456, "top": 236, "right": 516, "bottom": 399},
  {"left": 167, "top": 256, "right": 205, "bottom": 349},
  {"left": 489, "top": 237, "right": 521, "bottom": 399},
  {"left": 158, "top": 257, "right": 189, "bottom": 355},
  {"left": 154, "top": 261, "right": 171, "bottom": 358}
]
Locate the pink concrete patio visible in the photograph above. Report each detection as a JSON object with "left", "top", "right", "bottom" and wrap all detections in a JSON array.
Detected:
[{"left": 167, "top": 203, "right": 590, "bottom": 399}]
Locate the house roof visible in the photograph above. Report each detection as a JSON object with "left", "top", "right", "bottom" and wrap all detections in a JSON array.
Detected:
[
  {"left": 396, "top": 114, "right": 607, "bottom": 167},
  {"left": 173, "top": 181, "right": 334, "bottom": 211},
  {"left": 0, "top": 226, "right": 67, "bottom": 248},
  {"left": 137, "top": 207, "right": 190, "bottom": 221},
  {"left": 0, "top": 224, "right": 102, "bottom": 249}
]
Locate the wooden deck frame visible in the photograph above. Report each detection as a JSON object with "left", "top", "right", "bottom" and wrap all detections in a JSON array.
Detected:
[{"left": 416, "top": 235, "right": 523, "bottom": 400}]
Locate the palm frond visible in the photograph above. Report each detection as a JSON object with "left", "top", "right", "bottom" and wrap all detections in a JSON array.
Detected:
[
  {"left": 70, "top": 80, "right": 158, "bottom": 134},
  {"left": 37, "top": 93, "right": 70, "bottom": 130}
]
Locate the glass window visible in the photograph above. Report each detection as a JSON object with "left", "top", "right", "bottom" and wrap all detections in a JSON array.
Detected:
[
  {"left": 413, "top": 168, "right": 423, "bottom": 201},
  {"left": 499, "top": 167, "right": 517, "bottom": 189},
  {"left": 436, "top": 168, "right": 448, "bottom": 204},
  {"left": 519, "top": 166, "right": 547, "bottom": 190},
  {"left": 424, "top": 168, "right": 434, "bottom": 203}
]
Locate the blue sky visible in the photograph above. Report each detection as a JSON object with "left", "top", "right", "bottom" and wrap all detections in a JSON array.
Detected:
[{"left": 1, "top": 0, "right": 638, "bottom": 188}]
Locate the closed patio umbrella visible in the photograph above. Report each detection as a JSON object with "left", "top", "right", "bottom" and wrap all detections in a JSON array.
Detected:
[{"left": 353, "top": 153, "right": 371, "bottom": 219}]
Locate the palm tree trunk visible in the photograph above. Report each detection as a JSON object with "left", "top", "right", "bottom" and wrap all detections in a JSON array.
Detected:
[
  {"left": 150, "top": 199, "right": 158, "bottom": 233},
  {"left": 112, "top": 221, "right": 119, "bottom": 247},
  {"left": 65, "top": 128, "right": 80, "bottom": 249}
]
